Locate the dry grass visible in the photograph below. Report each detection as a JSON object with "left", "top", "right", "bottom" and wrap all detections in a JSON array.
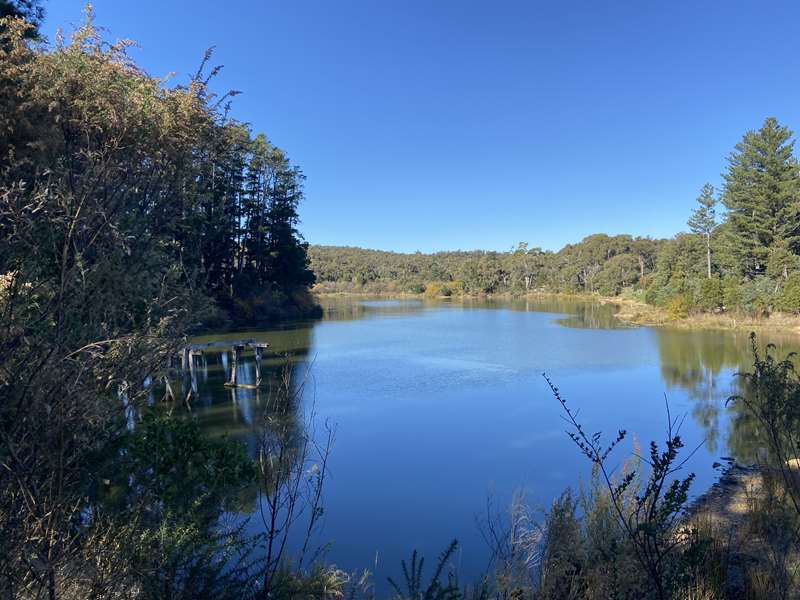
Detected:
[{"left": 600, "top": 296, "right": 800, "bottom": 337}]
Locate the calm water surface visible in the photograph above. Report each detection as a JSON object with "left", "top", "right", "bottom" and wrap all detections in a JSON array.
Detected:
[{"left": 188, "top": 297, "right": 799, "bottom": 587}]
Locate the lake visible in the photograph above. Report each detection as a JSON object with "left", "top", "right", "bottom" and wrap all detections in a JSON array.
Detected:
[{"left": 187, "top": 296, "right": 798, "bottom": 589}]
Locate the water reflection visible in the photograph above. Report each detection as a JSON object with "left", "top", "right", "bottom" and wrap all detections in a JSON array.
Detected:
[
  {"left": 185, "top": 296, "right": 799, "bottom": 587},
  {"left": 189, "top": 298, "right": 800, "bottom": 484},
  {"left": 183, "top": 326, "right": 312, "bottom": 459},
  {"left": 654, "top": 329, "right": 798, "bottom": 458},
  {"left": 175, "top": 343, "right": 315, "bottom": 519},
  {"left": 318, "top": 297, "right": 426, "bottom": 321},
  {"left": 317, "top": 295, "right": 625, "bottom": 329}
]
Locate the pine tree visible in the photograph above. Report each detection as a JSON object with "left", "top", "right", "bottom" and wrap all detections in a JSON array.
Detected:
[
  {"left": 721, "top": 117, "right": 800, "bottom": 277},
  {"left": 687, "top": 183, "right": 717, "bottom": 278},
  {"left": 263, "top": 147, "right": 314, "bottom": 291}
]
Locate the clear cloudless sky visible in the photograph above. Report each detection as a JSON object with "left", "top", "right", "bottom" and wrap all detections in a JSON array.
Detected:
[{"left": 43, "top": 1, "right": 800, "bottom": 253}]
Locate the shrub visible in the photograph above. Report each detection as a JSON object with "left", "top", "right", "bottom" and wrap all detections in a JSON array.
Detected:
[
  {"left": 545, "top": 374, "right": 699, "bottom": 600},
  {"left": 697, "top": 277, "right": 724, "bottom": 312},
  {"left": 538, "top": 491, "right": 585, "bottom": 597},
  {"left": 722, "top": 276, "right": 742, "bottom": 311},
  {"left": 738, "top": 276, "right": 776, "bottom": 316},
  {"left": 666, "top": 295, "right": 691, "bottom": 319},
  {"left": 776, "top": 274, "right": 800, "bottom": 314},
  {"left": 644, "top": 283, "right": 662, "bottom": 306},
  {"left": 424, "top": 281, "right": 453, "bottom": 298},
  {"left": 388, "top": 540, "right": 460, "bottom": 600}
]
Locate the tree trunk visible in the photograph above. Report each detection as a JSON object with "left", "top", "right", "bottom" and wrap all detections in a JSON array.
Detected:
[{"left": 706, "top": 233, "right": 712, "bottom": 278}]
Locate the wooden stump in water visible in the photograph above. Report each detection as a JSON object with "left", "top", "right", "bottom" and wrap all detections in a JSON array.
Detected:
[
  {"left": 254, "top": 345, "right": 263, "bottom": 387},
  {"left": 182, "top": 339, "right": 270, "bottom": 389},
  {"left": 224, "top": 344, "right": 245, "bottom": 387},
  {"left": 181, "top": 347, "right": 190, "bottom": 371}
]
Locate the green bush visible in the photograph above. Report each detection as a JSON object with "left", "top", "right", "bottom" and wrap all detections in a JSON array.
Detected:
[
  {"left": 722, "top": 276, "right": 742, "bottom": 310},
  {"left": 697, "top": 277, "right": 724, "bottom": 312},
  {"left": 644, "top": 283, "right": 661, "bottom": 306},
  {"left": 667, "top": 295, "right": 691, "bottom": 319},
  {"left": 776, "top": 274, "right": 800, "bottom": 314},
  {"left": 738, "top": 276, "right": 776, "bottom": 316}
]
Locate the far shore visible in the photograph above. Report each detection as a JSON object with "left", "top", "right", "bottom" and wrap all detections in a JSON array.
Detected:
[
  {"left": 312, "top": 286, "right": 800, "bottom": 337},
  {"left": 603, "top": 295, "right": 800, "bottom": 337}
]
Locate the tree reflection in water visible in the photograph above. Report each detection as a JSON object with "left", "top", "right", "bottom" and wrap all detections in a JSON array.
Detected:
[{"left": 656, "top": 328, "right": 799, "bottom": 460}]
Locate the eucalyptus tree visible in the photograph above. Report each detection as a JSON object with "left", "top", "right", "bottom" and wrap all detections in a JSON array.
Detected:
[
  {"left": 510, "top": 242, "right": 546, "bottom": 291},
  {"left": 687, "top": 183, "right": 717, "bottom": 278}
]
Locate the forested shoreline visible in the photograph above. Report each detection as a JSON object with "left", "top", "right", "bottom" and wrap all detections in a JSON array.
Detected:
[
  {"left": 311, "top": 118, "right": 800, "bottom": 323},
  {"left": 1, "top": 6, "right": 318, "bottom": 331},
  {"left": 1, "top": 8, "right": 323, "bottom": 598}
]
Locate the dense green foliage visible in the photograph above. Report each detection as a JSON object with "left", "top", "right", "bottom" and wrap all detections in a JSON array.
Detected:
[
  {"left": 1, "top": 12, "right": 315, "bottom": 327},
  {"left": 311, "top": 118, "right": 800, "bottom": 320},
  {"left": 310, "top": 235, "right": 660, "bottom": 297},
  {"left": 0, "top": 12, "right": 320, "bottom": 599},
  {"left": 721, "top": 118, "right": 800, "bottom": 279}
]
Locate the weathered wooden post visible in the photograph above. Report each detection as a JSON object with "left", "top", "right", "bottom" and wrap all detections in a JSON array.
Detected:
[
  {"left": 188, "top": 350, "right": 195, "bottom": 376},
  {"left": 254, "top": 346, "right": 262, "bottom": 387},
  {"left": 229, "top": 386, "right": 238, "bottom": 411},
  {"left": 226, "top": 344, "right": 244, "bottom": 387},
  {"left": 163, "top": 375, "right": 175, "bottom": 403},
  {"left": 181, "top": 347, "right": 190, "bottom": 371},
  {"left": 189, "top": 350, "right": 200, "bottom": 395}
]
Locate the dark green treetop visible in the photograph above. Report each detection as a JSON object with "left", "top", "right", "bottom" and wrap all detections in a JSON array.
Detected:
[{"left": 721, "top": 117, "right": 800, "bottom": 277}]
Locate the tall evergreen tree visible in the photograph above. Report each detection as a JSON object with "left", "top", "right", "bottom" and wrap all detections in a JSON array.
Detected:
[
  {"left": 262, "top": 146, "right": 314, "bottom": 291},
  {"left": 232, "top": 135, "right": 314, "bottom": 300},
  {"left": 721, "top": 117, "right": 800, "bottom": 277},
  {"left": 687, "top": 183, "right": 717, "bottom": 278}
]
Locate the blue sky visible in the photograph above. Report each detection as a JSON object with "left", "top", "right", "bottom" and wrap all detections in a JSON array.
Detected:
[{"left": 44, "top": 1, "right": 800, "bottom": 253}]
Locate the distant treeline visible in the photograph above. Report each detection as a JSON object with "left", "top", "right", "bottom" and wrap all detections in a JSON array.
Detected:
[
  {"left": 310, "top": 117, "right": 800, "bottom": 317},
  {"left": 310, "top": 237, "right": 659, "bottom": 297}
]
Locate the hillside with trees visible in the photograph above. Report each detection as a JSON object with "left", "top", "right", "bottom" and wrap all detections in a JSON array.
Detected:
[
  {"left": 310, "top": 236, "right": 660, "bottom": 297},
  {"left": 310, "top": 118, "right": 800, "bottom": 320}
]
